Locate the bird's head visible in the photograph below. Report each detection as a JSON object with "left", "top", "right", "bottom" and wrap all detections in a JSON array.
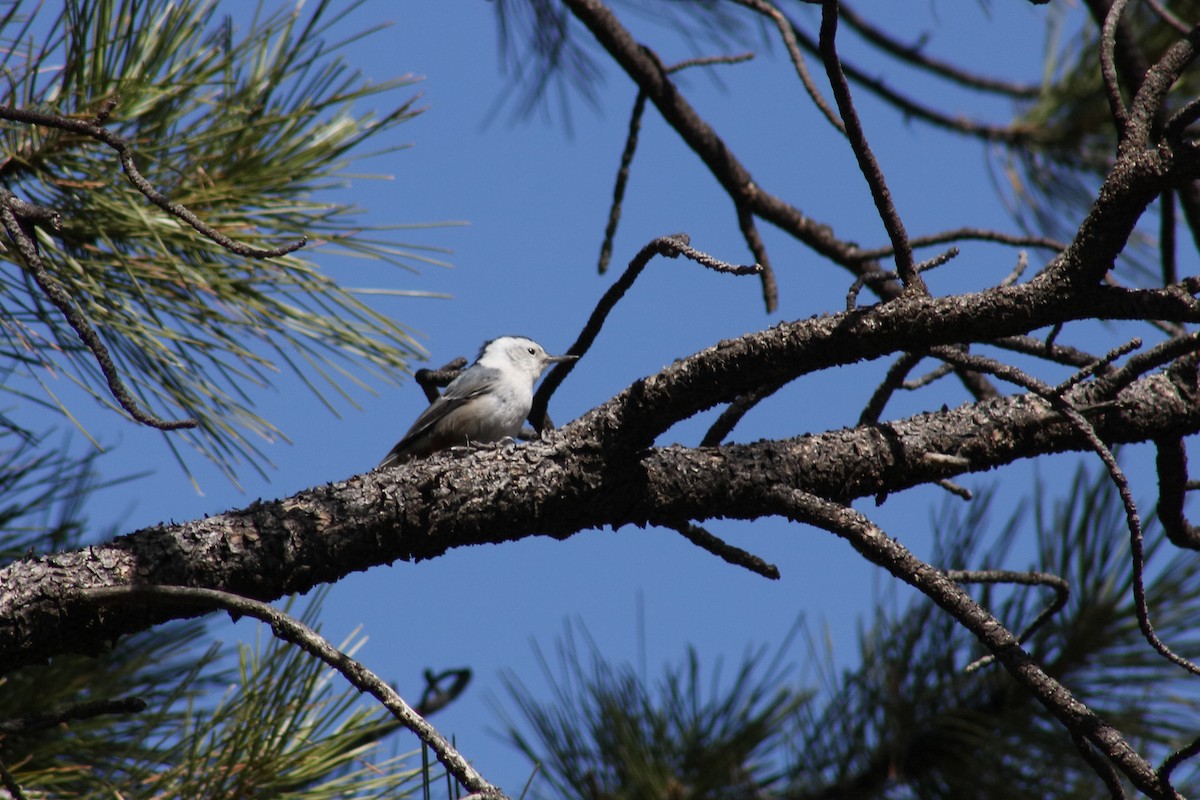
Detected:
[{"left": 476, "top": 335, "right": 576, "bottom": 382}]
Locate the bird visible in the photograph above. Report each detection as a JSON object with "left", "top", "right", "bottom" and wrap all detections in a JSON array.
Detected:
[{"left": 378, "top": 335, "right": 576, "bottom": 468}]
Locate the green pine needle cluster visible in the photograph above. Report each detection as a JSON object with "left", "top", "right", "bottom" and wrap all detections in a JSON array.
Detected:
[
  {"left": 2, "top": 597, "right": 424, "bottom": 799},
  {"left": 0, "top": 0, "right": 441, "bottom": 484},
  {"left": 496, "top": 620, "right": 809, "bottom": 800}
]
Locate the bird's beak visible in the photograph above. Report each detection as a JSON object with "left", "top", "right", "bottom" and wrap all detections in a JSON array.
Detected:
[{"left": 547, "top": 353, "right": 579, "bottom": 364}]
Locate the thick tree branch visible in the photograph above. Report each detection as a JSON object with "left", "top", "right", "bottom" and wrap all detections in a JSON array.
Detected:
[{"left": 2, "top": 353, "right": 1197, "bottom": 670}]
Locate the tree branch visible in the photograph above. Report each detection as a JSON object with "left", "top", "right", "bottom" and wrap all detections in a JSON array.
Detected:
[{"left": 2, "top": 353, "right": 1197, "bottom": 670}]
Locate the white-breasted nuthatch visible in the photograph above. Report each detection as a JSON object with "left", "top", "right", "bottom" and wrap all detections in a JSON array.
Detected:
[{"left": 378, "top": 335, "right": 576, "bottom": 468}]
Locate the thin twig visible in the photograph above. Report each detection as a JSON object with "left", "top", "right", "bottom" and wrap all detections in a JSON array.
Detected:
[
  {"left": 0, "top": 190, "right": 197, "bottom": 430},
  {"left": 1095, "top": 331, "right": 1200, "bottom": 396},
  {"left": 736, "top": 203, "right": 778, "bottom": 312},
  {"left": 1073, "top": 732, "right": 1128, "bottom": 800},
  {"left": 931, "top": 346, "right": 1200, "bottom": 679},
  {"left": 845, "top": 249, "right": 952, "bottom": 310},
  {"left": 945, "top": 568, "right": 1071, "bottom": 673},
  {"left": 729, "top": 0, "right": 845, "bottom": 133},
  {"left": 1159, "top": 733, "right": 1200, "bottom": 800},
  {"left": 701, "top": 379, "right": 788, "bottom": 446},
  {"left": 934, "top": 479, "right": 972, "bottom": 500},
  {"left": 1052, "top": 338, "right": 1141, "bottom": 397},
  {"left": 859, "top": 350, "right": 925, "bottom": 425},
  {"left": 1162, "top": 189, "right": 1177, "bottom": 286},
  {"left": 1165, "top": 95, "right": 1200, "bottom": 140},
  {"left": 838, "top": 2, "right": 1043, "bottom": 99},
  {"left": 598, "top": 90, "right": 646, "bottom": 275},
  {"left": 415, "top": 357, "right": 469, "bottom": 404},
  {"left": 847, "top": 228, "right": 1065, "bottom": 262},
  {"left": 992, "top": 334, "right": 1099, "bottom": 370},
  {"left": 999, "top": 251, "right": 1030, "bottom": 288},
  {"left": 531, "top": 234, "right": 759, "bottom": 429},
  {"left": 904, "top": 362, "right": 954, "bottom": 390},
  {"left": 1154, "top": 437, "right": 1200, "bottom": 549},
  {"left": 760, "top": 486, "right": 1168, "bottom": 798},
  {"left": 784, "top": 18, "right": 1040, "bottom": 145},
  {"left": 1145, "top": 0, "right": 1191, "bottom": 34},
  {"left": 818, "top": 0, "right": 922, "bottom": 293},
  {"left": 599, "top": 51, "right": 752, "bottom": 276},
  {"left": 1100, "top": 0, "right": 1133, "bottom": 134},
  {"left": 84, "top": 585, "right": 506, "bottom": 799},
  {"left": 666, "top": 52, "right": 755, "bottom": 73},
  {"left": 0, "top": 696, "right": 147, "bottom": 734},
  {"left": 665, "top": 521, "right": 781, "bottom": 579}
]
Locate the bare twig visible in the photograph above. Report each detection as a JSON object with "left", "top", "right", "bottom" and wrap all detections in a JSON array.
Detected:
[
  {"left": 1051, "top": 339, "right": 1141, "bottom": 397},
  {"left": 845, "top": 250, "right": 952, "bottom": 310},
  {"left": 848, "top": 228, "right": 1065, "bottom": 263},
  {"left": 784, "top": 18, "right": 1040, "bottom": 145},
  {"left": 838, "top": 2, "right": 1043, "bottom": 99},
  {"left": 730, "top": 0, "right": 845, "bottom": 133},
  {"left": 1162, "top": 189, "right": 1178, "bottom": 286},
  {"left": 598, "top": 90, "right": 647, "bottom": 275},
  {"left": 0, "top": 696, "right": 148, "bottom": 734},
  {"left": 665, "top": 521, "right": 781, "bottom": 579},
  {"left": 932, "top": 346, "right": 1200, "bottom": 679},
  {"left": 1100, "top": 0, "right": 1134, "bottom": 134},
  {"left": 700, "top": 378, "right": 788, "bottom": 447},
  {"left": 415, "top": 357, "right": 469, "bottom": 404},
  {"left": 992, "top": 334, "right": 1099, "bottom": 370},
  {"left": 0, "top": 189, "right": 198, "bottom": 430},
  {"left": 1159, "top": 733, "right": 1200, "bottom": 800},
  {"left": 667, "top": 52, "right": 755, "bottom": 73},
  {"left": 859, "top": 350, "right": 925, "bottom": 425},
  {"left": 904, "top": 362, "right": 955, "bottom": 390},
  {"left": 1000, "top": 251, "right": 1030, "bottom": 288},
  {"left": 1165, "top": 95, "right": 1200, "bottom": 140},
  {"left": 945, "top": 568, "right": 1071, "bottom": 673},
  {"left": 1145, "top": 0, "right": 1191, "bottom": 35},
  {"left": 819, "top": 0, "right": 922, "bottom": 293},
  {"left": 531, "top": 234, "right": 759, "bottom": 429},
  {"left": 1095, "top": 331, "right": 1200, "bottom": 396},
  {"left": 760, "top": 486, "right": 1170, "bottom": 798},
  {"left": 1073, "top": 732, "right": 1128, "bottom": 800},
  {"left": 84, "top": 585, "right": 506, "bottom": 799},
  {"left": 1154, "top": 437, "right": 1200, "bottom": 549},
  {"left": 599, "top": 51, "right": 753, "bottom": 278},
  {"left": 736, "top": 203, "right": 778, "bottom": 312},
  {"left": 415, "top": 668, "right": 472, "bottom": 717},
  {"left": 934, "top": 479, "right": 972, "bottom": 500}
]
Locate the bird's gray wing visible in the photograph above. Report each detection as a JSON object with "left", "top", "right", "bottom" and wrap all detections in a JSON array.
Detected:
[{"left": 379, "top": 367, "right": 503, "bottom": 466}]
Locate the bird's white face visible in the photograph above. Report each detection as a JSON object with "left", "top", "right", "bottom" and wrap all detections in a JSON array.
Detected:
[{"left": 478, "top": 336, "right": 553, "bottom": 379}]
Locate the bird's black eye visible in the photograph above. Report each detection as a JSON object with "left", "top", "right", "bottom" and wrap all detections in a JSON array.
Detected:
[{"left": 528, "top": 347, "right": 537, "bottom": 355}]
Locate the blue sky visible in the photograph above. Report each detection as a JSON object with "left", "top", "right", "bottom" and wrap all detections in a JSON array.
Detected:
[{"left": 21, "top": 0, "right": 1186, "bottom": 793}]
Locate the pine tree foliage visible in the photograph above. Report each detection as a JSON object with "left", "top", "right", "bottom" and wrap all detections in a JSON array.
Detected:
[
  {"left": 0, "top": 443, "right": 422, "bottom": 800},
  {"left": 3, "top": 596, "right": 423, "bottom": 799},
  {"left": 496, "top": 466, "right": 1200, "bottom": 800},
  {"left": 497, "top": 620, "right": 808, "bottom": 800},
  {"left": 786, "top": 466, "right": 1200, "bottom": 799},
  {"left": 0, "top": 0, "right": 433, "bottom": 483}
]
